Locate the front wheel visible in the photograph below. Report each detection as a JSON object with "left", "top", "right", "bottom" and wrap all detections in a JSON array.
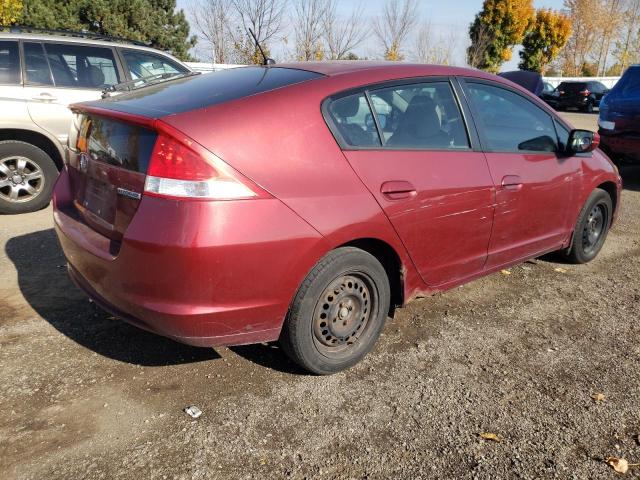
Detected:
[
  {"left": 561, "top": 188, "right": 612, "bottom": 264},
  {"left": 280, "top": 247, "right": 391, "bottom": 375},
  {"left": 584, "top": 101, "right": 594, "bottom": 113}
]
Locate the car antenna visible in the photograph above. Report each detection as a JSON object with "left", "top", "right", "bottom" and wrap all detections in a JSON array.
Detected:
[{"left": 248, "top": 28, "right": 275, "bottom": 66}]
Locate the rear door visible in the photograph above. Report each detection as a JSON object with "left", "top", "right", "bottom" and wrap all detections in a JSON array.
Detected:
[
  {"left": 326, "top": 79, "right": 495, "bottom": 286},
  {"left": 23, "top": 41, "right": 122, "bottom": 145},
  {"left": 461, "top": 79, "right": 579, "bottom": 268}
]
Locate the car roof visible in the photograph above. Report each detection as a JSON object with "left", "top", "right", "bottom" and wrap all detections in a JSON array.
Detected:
[
  {"left": 0, "top": 31, "right": 187, "bottom": 64},
  {"left": 277, "top": 61, "right": 486, "bottom": 78}
]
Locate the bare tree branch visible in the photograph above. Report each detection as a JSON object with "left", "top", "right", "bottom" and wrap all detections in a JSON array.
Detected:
[
  {"left": 322, "top": 0, "right": 368, "bottom": 60},
  {"left": 191, "top": 0, "right": 234, "bottom": 63},
  {"left": 466, "top": 21, "right": 491, "bottom": 68},
  {"left": 292, "top": 0, "right": 329, "bottom": 60},
  {"left": 229, "top": 0, "right": 288, "bottom": 63},
  {"left": 413, "top": 23, "right": 457, "bottom": 65},
  {"left": 372, "top": 0, "right": 420, "bottom": 60}
]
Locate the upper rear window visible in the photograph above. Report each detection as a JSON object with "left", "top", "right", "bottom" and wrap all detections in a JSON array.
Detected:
[
  {"left": 43, "top": 43, "right": 120, "bottom": 88},
  {"left": 615, "top": 66, "right": 640, "bottom": 94},
  {"left": 0, "top": 41, "right": 20, "bottom": 84},
  {"left": 98, "top": 66, "right": 323, "bottom": 115},
  {"left": 559, "top": 82, "right": 587, "bottom": 92},
  {"left": 82, "top": 115, "right": 157, "bottom": 173}
]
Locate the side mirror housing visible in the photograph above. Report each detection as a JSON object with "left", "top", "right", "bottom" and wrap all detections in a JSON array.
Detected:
[{"left": 567, "top": 129, "right": 600, "bottom": 155}]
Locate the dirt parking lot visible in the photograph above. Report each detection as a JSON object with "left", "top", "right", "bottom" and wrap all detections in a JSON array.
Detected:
[{"left": 2, "top": 113, "right": 640, "bottom": 479}]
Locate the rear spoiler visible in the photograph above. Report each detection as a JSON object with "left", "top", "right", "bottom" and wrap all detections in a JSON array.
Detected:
[{"left": 498, "top": 71, "right": 544, "bottom": 96}]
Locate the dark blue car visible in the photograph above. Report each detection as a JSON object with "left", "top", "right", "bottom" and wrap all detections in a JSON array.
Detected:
[{"left": 599, "top": 65, "right": 640, "bottom": 163}]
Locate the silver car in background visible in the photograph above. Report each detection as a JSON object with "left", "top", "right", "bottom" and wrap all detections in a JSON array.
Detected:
[{"left": 0, "top": 28, "right": 191, "bottom": 214}]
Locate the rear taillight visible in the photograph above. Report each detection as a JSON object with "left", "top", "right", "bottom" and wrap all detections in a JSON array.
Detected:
[
  {"left": 144, "top": 125, "right": 265, "bottom": 200},
  {"left": 580, "top": 89, "right": 590, "bottom": 96}
]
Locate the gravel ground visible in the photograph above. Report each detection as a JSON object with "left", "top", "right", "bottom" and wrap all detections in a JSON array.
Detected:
[{"left": 2, "top": 113, "right": 640, "bottom": 479}]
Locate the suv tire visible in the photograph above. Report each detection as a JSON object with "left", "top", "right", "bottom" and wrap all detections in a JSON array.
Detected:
[{"left": 0, "top": 140, "right": 58, "bottom": 214}]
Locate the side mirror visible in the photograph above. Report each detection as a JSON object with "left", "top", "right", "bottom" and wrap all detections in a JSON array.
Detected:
[{"left": 567, "top": 129, "right": 600, "bottom": 154}]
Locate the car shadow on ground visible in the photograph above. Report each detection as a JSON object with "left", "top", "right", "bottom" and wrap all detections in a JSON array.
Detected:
[
  {"left": 4, "top": 228, "right": 236, "bottom": 368},
  {"left": 620, "top": 164, "right": 640, "bottom": 192}
]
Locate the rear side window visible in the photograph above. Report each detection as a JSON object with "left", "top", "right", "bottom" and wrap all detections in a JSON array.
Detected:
[
  {"left": 43, "top": 43, "right": 120, "bottom": 88},
  {"left": 326, "top": 93, "right": 381, "bottom": 147},
  {"left": 24, "top": 42, "right": 53, "bottom": 85},
  {"left": 369, "top": 82, "right": 469, "bottom": 149},
  {"left": 0, "top": 41, "right": 20, "bottom": 84},
  {"left": 466, "top": 82, "right": 557, "bottom": 153},
  {"left": 122, "top": 50, "right": 186, "bottom": 79}
]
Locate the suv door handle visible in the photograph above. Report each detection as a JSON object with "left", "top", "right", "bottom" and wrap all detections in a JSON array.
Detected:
[
  {"left": 380, "top": 180, "right": 417, "bottom": 200},
  {"left": 31, "top": 93, "right": 57, "bottom": 102},
  {"left": 501, "top": 175, "right": 523, "bottom": 191}
]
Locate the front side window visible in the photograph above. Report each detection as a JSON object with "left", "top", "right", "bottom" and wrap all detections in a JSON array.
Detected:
[
  {"left": 466, "top": 82, "right": 558, "bottom": 153},
  {"left": 24, "top": 42, "right": 53, "bottom": 86},
  {"left": 122, "top": 50, "right": 186, "bottom": 79},
  {"left": 0, "top": 41, "right": 20, "bottom": 85},
  {"left": 326, "top": 93, "right": 381, "bottom": 147},
  {"left": 369, "top": 82, "right": 469, "bottom": 149},
  {"left": 43, "top": 44, "right": 120, "bottom": 89}
]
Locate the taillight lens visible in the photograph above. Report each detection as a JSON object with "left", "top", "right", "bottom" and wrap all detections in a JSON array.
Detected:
[
  {"left": 144, "top": 128, "right": 263, "bottom": 200},
  {"left": 580, "top": 89, "right": 590, "bottom": 96}
]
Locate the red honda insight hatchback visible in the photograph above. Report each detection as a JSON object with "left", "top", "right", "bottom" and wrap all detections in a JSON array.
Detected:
[{"left": 53, "top": 63, "right": 621, "bottom": 374}]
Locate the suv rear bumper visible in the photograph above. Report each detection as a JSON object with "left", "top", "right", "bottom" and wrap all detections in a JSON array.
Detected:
[
  {"left": 53, "top": 168, "right": 325, "bottom": 347},
  {"left": 599, "top": 130, "right": 640, "bottom": 161}
]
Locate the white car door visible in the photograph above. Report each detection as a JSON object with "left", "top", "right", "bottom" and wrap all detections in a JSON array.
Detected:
[{"left": 22, "top": 41, "right": 122, "bottom": 145}]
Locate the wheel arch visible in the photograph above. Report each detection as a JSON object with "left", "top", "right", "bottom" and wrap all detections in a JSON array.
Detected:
[
  {"left": 596, "top": 181, "right": 618, "bottom": 216},
  {"left": 338, "top": 237, "right": 404, "bottom": 316},
  {"left": 0, "top": 129, "right": 64, "bottom": 171}
]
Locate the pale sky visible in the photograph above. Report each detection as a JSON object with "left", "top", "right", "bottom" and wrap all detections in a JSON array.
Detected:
[{"left": 177, "top": 0, "right": 566, "bottom": 70}]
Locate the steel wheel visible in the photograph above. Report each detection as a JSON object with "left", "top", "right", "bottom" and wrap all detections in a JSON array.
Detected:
[
  {"left": 312, "top": 273, "right": 376, "bottom": 355},
  {"left": 581, "top": 203, "right": 607, "bottom": 255},
  {"left": 0, "top": 156, "right": 44, "bottom": 203}
]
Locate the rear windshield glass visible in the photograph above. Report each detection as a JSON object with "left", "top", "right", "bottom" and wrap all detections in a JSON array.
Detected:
[
  {"left": 83, "top": 115, "right": 157, "bottom": 173},
  {"left": 558, "top": 82, "right": 587, "bottom": 91},
  {"left": 614, "top": 66, "right": 640, "bottom": 94},
  {"left": 99, "top": 66, "right": 324, "bottom": 115}
]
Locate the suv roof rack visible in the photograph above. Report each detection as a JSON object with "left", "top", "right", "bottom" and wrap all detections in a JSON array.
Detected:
[{"left": 0, "top": 25, "right": 150, "bottom": 47}]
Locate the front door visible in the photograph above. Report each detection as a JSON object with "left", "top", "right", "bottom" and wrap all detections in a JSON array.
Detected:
[
  {"left": 462, "top": 80, "right": 580, "bottom": 268},
  {"left": 326, "top": 80, "right": 495, "bottom": 287}
]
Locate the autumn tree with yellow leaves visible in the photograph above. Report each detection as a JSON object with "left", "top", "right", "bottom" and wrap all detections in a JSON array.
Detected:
[
  {"left": 0, "top": 0, "right": 22, "bottom": 25},
  {"left": 467, "top": 0, "right": 535, "bottom": 72},
  {"left": 519, "top": 9, "right": 572, "bottom": 73}
]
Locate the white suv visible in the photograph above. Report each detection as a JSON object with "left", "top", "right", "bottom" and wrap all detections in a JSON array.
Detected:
[{"left": 0, "top": 29, "right": 191, "bottom": 214}]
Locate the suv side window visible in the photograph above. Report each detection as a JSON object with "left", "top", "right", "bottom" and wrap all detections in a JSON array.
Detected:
[
  {"left": 24, "top": 42, "right": 53, "bottom": 86},
  {"left": 0, "top": 41, "right": 20, "bottom": 85},
  {"left": 369, "top": 81, "right": 469, "bottom": 149},
  {"left": 122, "top": 50, "right": 186, "bottom": 79},
  {"left": 326, "top": 92, "right": 381, "bottom": 147},
  {"left": 43, "top": 43, "right": 120, "bottom": 88},
  {"left": 466, "top": 82, "right": 557, "bottom": 153}
]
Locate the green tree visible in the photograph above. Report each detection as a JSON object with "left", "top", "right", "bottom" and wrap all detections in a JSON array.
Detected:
[
  {"left": 519, "top": 8, "right": 572, "bottom": 73},
  {"left": 0, "top": 0, "right": 23, "bottom": 25},
  {"left": 22, "top": 0, "right": 196, "bottom": 61},
  {"left": 468, "top": 0, "right": 535, "bottom": 73}
]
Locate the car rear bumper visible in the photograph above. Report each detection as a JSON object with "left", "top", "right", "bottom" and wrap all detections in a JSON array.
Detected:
[
  {"left": 53, "top": 168, "right": 325, "bottom": 347},
  {"left": 558, "top": 97, "right": 591, "bottom": 109},
  {"left": 599, "top": 130, "right": 640, "bottom": 161}
]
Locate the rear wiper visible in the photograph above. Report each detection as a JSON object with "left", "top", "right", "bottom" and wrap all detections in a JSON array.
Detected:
[{"left": 102, "top": 71, "right": 200, "bottom": 98}]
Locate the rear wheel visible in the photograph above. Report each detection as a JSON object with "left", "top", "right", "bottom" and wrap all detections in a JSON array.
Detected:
[
  {"left": 561, "top": 188, "right": 612, "bottom": 264},
  {"left": 280, "top": 247, "right": 391, "bottom": 375},
  {"left": 0, "top": 141, "right": 58, "bottom": 214}
]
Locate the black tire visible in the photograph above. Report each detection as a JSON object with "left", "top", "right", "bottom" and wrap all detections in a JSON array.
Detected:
[
  {"left": 562, "top": 188, "right": 612, "bottom": 264},
  {"left": 585, "top": 101, "right": 594, "bottom": 113},
  {"left": 280, "top": 247, "right": 391, "bottom": 375},
  {"left": 0, "top": 140, "right": 58, "bottom": 214}
]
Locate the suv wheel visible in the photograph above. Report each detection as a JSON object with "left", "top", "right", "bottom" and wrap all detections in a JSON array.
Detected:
[
  {"left": 280, "top": 247, "right": 391, "bottom": 375},
  {"left": 0, "top": 141, "right": 58, "bottom": 214},
  {"left": 585, "top": 101, "right": 594, "bottom": 113}
]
